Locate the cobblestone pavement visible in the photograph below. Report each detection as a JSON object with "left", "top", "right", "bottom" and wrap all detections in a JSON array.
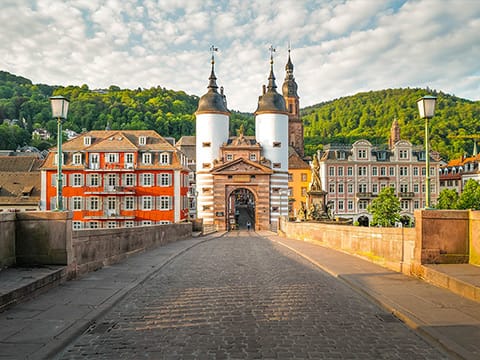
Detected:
[{"left": 56, "top": 232, "right": 449, "bottom": 359}]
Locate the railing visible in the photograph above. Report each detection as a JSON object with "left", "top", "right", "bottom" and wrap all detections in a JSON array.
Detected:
[{"left": 399, "top": 192, "right": 415, "bottom": 198}]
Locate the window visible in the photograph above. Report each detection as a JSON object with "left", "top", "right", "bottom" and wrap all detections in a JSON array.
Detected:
[
  {"left": 337, "top": 167, "right": 344, "bottom": 177},
  {"left": 413, "top": 167, "right": 419, "bottom": 176},
  {"left": 372, "top": 184, "right": 378, "bottom": 194},
  {"left": 73, "top": 153, "right": 82, "bottom": 165},
  {"left": 358, "top": 183, "right": 367, "bottom": 193},
  {"left": 329, "top": 167, "right": 335, "bottom": 176},
  {"left": 89, "top": 197, "right": 99, "bottom": 210},
  {"left": 142, "top": 220, "right": 152, "bottom": 226},
  {"left": 358, "top": 149, "right": 367, "bottom": 159},
  {"left": 358, "top": 200, "right": 368, "bottom": 210},
  {"left": 72, "top": 221, "right": 82, "bottom": 230},
  {"left": 125, "top": 221, "right": 134, "bottom": 228},
  {"left": 124, "top": 173, "right": 135, "bottom": 187},
  {"left": 88, "top": 174, "right": 99, "bottom": 187},
  {"left": 273, "top": 142, "right": 281, "bottom": 147},
  {"left": 380, "top": 167, "right": 386, "bottom": 176},
  {"left": 380, "top": 183, "right": 387, "bottom": 190},
  {"left": 338, "top": 200, "right": 344, "bottom": 211},
  {"left": 107, "top": 197, "right": 116, "bottom": 211},
  {"left": 301, "top": 173, "right": 308, "bottom": 182},
  {"left": 140, "top": 173, "right": 153, "bottom": 186},
  {"left": 202, "top": 142, "right": 211, "bottom": 147},
  {"left": 400, "top": 166, "right": 408, "bottom": 176},
  {"left": 329, "top": 183, "right": 335, "bottom": 193},
  {"left": 159, "top": 220, "right": 171, "bottom": 225},
  {"left": 421, "top": 167, "right": 426, "bottom": 176},
  {"left": 72, "top": 174, "right": 83, "bottom": 187},
  {"left": 139, "top": 136, "right": 147, "bottom": 145},
  {"left": 273, "top": 163, "right": 281, "bottom": 168},
  {"left": 348, "top": 200, "right": 353, "bottom": 210},
  {"left": 159, "top": 173, "right": 171, "bottom": 186},
  {"left": 400, "top": 184, "right": 409, "bottom": 193},
  {"left": 372, "top": 167, "right": 378, "bottom": 176},
  {"left": 202, "top": 163, "right": 210, "bottom": 168},
  {"left": 337, "top": 151, "right": 346, "bottom": 160},
  {"left": 158, "top": 196, "right": 172, "bottom": 210},
  {"left": 125, "top": 153, "right": 134, "bottom": 167},
  {"left": 301, "top": 187, "right": 307, "bottom": 196},
  {"left": 84, "top": 136, "right": 91, "bottom": 146},
  {"left": 399, "top": 149, "right": 409, "bottom": 159},
  {"left": 142, "top": 196, "right": 153, "bottom": 210},
  {"left": 358, "top": 166, "right": 367, "bottom": 176},
  {"left": 389, "top": 167, "right": 395, "bottom": 176},
  {"left": 107, "top": 174, "right": 117, "bottom": 187},
  {"left": 142, "top": 153, "right": 152, "bottom": 164},
  {"left": 413, "top": 184, "right": 419, "bottom": 193},
  {"left": 106, "top": 221, "right": 116, "bottom": 228},
  {"left": 401, "top": 200, "right": 409, "bottom": 210},
  {"left": 338, "top": 183, "right": 344, "bottom": 193},
  {"left": 288, "top": 173, "right": 293, "bottom": 181},
  {"left": 72, "top": 197, "right": 82, "bottom": 211},
  {"left": 54, "top": 153, "right": 64, "bottom": 165},
  {"left": 249, "top": 153, "right": 257, "bottom": 161},
  {"left": 106, "top": 153, "right": 118, "bottom": 163},
  {"left": 125, "top": 197, "right": 135, "bottom": 210},
  {"left": 414, "top": 200, "right": 420, "bottom": 209},
  {"left": 226, "top": 154, "right": 233, "bottom": 161},
  {"left": 160, "top": 153, "right": 170, "bottom": 164},
  {"left": 347, "top": 167, "right": 353, "bottom": 176},
  {"left": 88, "top": 221, "right": 99, "bottom": 229},
  {"left": 348, "top": 183, "right": 353, "bottom": 193},
  {"left": 90, "top": 153, "right": 99, "bottom": 169}
]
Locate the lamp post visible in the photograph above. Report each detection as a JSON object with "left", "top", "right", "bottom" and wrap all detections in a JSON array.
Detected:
[
  {"left": 50, "top": 96, "right": 69, "bottom": 211},
  {"left": 416, "top": 95, "right": 436, "bottom": 209}
]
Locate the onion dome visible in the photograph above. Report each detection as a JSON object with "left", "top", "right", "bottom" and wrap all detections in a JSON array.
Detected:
[
  {"left": 196, "top": 55, "right": 229, "bottom": 115},
  {"left": 255, "top": 55, "right": 287, "bottom": 114},
  {"left": 282, "top": 49, "right": 298, "bottom": 98}
]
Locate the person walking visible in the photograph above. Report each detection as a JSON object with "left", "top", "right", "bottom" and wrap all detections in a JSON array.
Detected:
[{"left": 246, "top": 221, "right": 251, "bottom": 231}]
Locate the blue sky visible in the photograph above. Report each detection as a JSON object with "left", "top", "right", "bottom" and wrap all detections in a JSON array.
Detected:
[{"left": 1, "top": 0, "right": 479, "bottom": 112}]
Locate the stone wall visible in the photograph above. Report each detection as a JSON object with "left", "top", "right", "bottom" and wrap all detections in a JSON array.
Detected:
[
  {"left": 0, "top": 212, "right": 16, "bottom": 268},
  {"left": 15, "top": 211, "right": 73, "bottom": 266},
  {"left": 279, "top": 218, "right": 416, "bottom": 273},
  {"left": 70, "top": 222, "right": 192, "bottom": 276},
  {"left": 414, "top": 210, "right": 469, "bottom": 264},
  {"left": 470, "top": 211, "right": 480, "bottom": 266}
]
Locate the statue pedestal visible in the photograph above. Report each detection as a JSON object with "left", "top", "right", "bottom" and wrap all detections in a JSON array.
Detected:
[{"left": 307, "top": 190, "right": 328, "bottom": 220}]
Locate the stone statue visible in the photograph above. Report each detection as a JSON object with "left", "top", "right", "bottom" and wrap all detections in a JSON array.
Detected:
[
  {"left": 310, "top": 153, "right": 322, "bottom": 192},
  {"left": 297, "top": 202, "right": 306, "bottom": 221}
]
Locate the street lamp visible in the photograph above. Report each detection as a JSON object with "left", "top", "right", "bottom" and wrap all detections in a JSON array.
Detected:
[
  {"left": 50, "top": 95, "right": 69, "bottom": 211},
  {"left": 416, "top": 95, "right": 436, "bottom": 208}
]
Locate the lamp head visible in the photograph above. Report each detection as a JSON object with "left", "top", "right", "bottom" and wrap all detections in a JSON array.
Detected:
[
  {"left": 50, "top": 96, "right": 69, "bottom": 119},
  {"left": 417, "top": 95, "right": 437, "bottom": 119}
]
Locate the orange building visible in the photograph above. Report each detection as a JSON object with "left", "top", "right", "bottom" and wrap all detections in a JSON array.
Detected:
[
  {"left": 288, "top": 148, "right": 311, "bottom": 217},
  {"left": 40, "top": 130, "right": 190, "bottom": 229}
]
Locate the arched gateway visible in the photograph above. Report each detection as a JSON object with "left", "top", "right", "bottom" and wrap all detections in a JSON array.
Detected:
[{"left": 227, "top": 188, "right": 256, "bottom": 230}]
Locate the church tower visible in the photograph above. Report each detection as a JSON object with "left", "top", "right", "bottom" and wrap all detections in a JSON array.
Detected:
[
  {"left": 282, "top": 49, "right": 304, "bottom": 157},
  {"left": 195, "top": 50, "right": 230, "bottom": 225},
  {"left": 255, "top": 49, "right": 289, "bottom": 225}
]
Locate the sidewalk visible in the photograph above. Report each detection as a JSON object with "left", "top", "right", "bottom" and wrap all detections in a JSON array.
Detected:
[
  {"left": 260, "top": 232, "right": 480, "bottom": 360},
  {"left": 0, "top": 234, "right": 220, "bottom": 360}
]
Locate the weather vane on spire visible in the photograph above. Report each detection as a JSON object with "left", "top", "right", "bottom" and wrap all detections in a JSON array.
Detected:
[
  {"left": 269, "top": 45, "right": 276, "bottom": 63},
  {"left": 210, "top": 45, "right": 218, "bottom": 63}
]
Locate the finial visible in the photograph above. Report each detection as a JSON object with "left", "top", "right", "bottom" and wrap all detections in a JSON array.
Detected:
[
  {"left": 210, "top": 45, "right": 218, "bottom": 64},
  {"left": 269, "top": 45, "right": 276, "bottom": 64}
]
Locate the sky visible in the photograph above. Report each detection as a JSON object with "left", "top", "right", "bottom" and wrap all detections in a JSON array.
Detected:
[{"left": 1, "top": 0, "right": 479, "bottom": 112}]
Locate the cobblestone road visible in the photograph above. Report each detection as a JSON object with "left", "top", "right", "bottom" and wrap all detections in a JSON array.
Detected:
[{"left": 57, "top": 232, "right": 448, "bottom": 359}]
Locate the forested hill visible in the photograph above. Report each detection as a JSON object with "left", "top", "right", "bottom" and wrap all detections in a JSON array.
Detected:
[
  {"left": 1, "top": 70, "right": 479, "bottom": 160},
  {"left": 302, "top": 88, "right": 480, "bottom": 160}
]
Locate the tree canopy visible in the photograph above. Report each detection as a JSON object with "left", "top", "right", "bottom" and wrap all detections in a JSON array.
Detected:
[
  {"left": 367, "top": 187, "right": 401, "bottom": 227},
  {"left": 437, "top": 180, "right": 480, "bottom": 210}
]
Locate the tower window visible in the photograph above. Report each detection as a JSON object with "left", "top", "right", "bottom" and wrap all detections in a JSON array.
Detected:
[
  {"left": 273, "top": 163, "right": 281, "bottom": 168},
  {"left": 202, "top": 142, "right": 211, "bottom": 147},
  {"left": 273, "top": 142, "right": 281, "bottom": 148},
  {"left": 226, "top": 154, "right": 233, "bottom": 161},
  {"left": 202, "top": 163, "right": 210, "bottom": 169},
  {"left": 139, "top": 136, "right": 147, "bottom": 145}
]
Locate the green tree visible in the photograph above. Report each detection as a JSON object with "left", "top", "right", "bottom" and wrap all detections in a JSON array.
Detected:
[
  {"left": 457, "top": 180, "right": 480, "bottom": 210},
  {"left": 367, "top": 187, "right": 401, "bottom": 227},
  {"left": 436, "top": 188, "right": 459, "bottom": 209}
]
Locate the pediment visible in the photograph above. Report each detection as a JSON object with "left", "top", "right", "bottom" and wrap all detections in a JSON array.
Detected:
[{"left": 211, "top": 158, "right": 272, "bottom": 174}]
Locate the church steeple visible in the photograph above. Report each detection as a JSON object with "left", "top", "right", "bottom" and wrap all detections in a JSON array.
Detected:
[{"left": 282, "top": 48, "right": 304, "bottom": 157}]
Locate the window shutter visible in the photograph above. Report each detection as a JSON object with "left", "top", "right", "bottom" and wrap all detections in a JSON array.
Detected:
[
  {"left": 139, "top": 174, "right": 144, "bottom": 186},
  {"left": 50, "top": 196, "right": 56, "bottom": 209},
  {"left": 156, "top": 174, "right": 161, "bottom": 186},
  {"left": 169, "top": 196, "right": 172, "bottom": 210},
  {"left": 168, "top": 174, "right": 172, "bottom": 186},
  {"left": 51, "top": 175, "right": 56, "bottom": 187}
]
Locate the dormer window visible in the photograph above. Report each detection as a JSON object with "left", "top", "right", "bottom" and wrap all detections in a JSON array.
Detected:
[
  {"left": 226, "top": 154, "right": 233, "bottom": 161},
  {"left": 357, "top": 149, "right": 367, "bottom": 159},
  {"left": 142, "top": 153, "right": 152, "bottom": 164},
  {"left": 84, "top": 136, "right": 91, "bottom": 146},
  {"left": 139, "top": 136, "right": 147, "bottom": 145},
  {"left": 72, "top": 153, "right": 82, "bottom": 165},
  {"left": 160, "top": 152, "right": 170, "bottom": 165},
  {"left": 249, "top": 153, "right": 257, "bottom": 161}
]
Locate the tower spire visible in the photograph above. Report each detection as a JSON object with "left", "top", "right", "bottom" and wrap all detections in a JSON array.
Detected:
[
  {"left": 208, "top": 45, "right": 219, "bottom": 91},
  {"left": 267, "top": 45, "right": 277, "bottom": 92}
]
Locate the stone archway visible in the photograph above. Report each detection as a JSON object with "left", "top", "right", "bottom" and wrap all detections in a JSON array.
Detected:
[
  {"left": 358, "top": 215, "right": 369, "bottom": 227},
  {"left": 227, "top": 188, "right": 256, "bottom": 231}
]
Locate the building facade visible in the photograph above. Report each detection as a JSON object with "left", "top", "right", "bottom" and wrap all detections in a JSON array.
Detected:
[
  {"left": 195, "top": 52, "right": 293, "bottom": 231},
  {"left": 439, "top": 154, "right": 480, "bottom": 194},
  {"left": 40, "top": 130, "right": 190, "bottom": 229},
  {"left": 287, "top": 149, "right": 311, "bottom": 217},
  {"left": 318, "top": 136, "right": 441, "bottom": 225}
]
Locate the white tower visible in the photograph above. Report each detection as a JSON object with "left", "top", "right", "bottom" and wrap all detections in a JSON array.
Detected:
[
  {"left": 255, "top": 50, "right": 289, "bottom": 225},
  {"left": 195, "top": 51, "right": 230, "bottom": 225}
]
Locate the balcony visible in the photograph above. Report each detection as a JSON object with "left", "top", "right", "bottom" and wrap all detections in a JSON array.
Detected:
[
  {"left": 399, "top": 192, "right": 415, "bottom": 199},
  {"left": 356, "top": 192, "right": 374, "bottom": 199},
  {"left": 82, "top": 209, "right": 135, "bottom": 220},
  {"left": 84, "top": 186, "right": 135, "bottom": 195}
]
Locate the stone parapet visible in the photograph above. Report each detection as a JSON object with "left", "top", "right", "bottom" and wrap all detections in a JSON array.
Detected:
[
  {"left": 0, "top": 212, "right": 16, "bottom": 268},
  {"left": 470, "top": 211, "right": 480, "bottom": 266}
]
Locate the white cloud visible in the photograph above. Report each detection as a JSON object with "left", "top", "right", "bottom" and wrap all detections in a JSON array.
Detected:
[{"left": 0, "top": 0, "right": 479, "bottom": 112}]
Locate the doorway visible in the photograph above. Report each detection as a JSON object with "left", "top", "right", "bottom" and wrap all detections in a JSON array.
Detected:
[{"left": 227, "top": 188, "right": 255, "bottom": 230}]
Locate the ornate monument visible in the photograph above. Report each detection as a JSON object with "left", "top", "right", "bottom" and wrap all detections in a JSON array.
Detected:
[{"left": 306, "top": 153, "right": 329, "bottom": 220}]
